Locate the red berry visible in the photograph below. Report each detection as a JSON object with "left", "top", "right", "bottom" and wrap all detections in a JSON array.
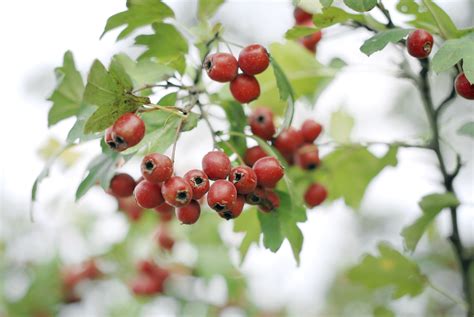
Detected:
[
  {"left": 105, "top": 127, "right": 125, "bottom": 151},
  {"left": 109, "top": 173, "right": 136, "bottom": 197},
  {"left": 184, "top": 169, "right": 210, "bottom": 199},
  {"left": 202, "top": 151, "right": 231, "bottom": 180},
  {"left": 294, "top": 144, "right": 320, "bottom": 170},
  {"left": 161, "top": 176, "right": 193, "bottom": 207},
  {"left": 245, "top": 186, "right": 267, "bottom": 205},
  {"left": 253, "top": 157, "right": 284, "bottom": 188},
  {"left": 204, "top": 53, "right": 238, "bottom": 82},
  {"left": 219, "top": 195, "right": 245, "bottom": 220},
  {"left": 230, "top": 74, "right": 260, "bottom": 103},
  {"left": 131, "top": 275, "right": 161, "bottom": 296},
  {"left": 134, "top": 180, "right": 164, "bottom": 209},
  {"left": 258, "top": 190, "right": 280, "bottom": 212},
  {"left": 141, "top": 153, "right": 173, "bottom": 183},
  {"left": 249, "top": 107, "right": 276, "bottom": 140},
  {"left": 273, "top": 127, "right": 304, "bottom": 155},
  {"left": 455, "top": 72, "right": 474, "bottom": 100},
  {"left": 244, "top": 146, "right": 267, "bottom": 166},
  {"left": 304, "top": 183, "right": 328, "bottom": 207},
  {"left": 111, "top": 113, "right": 145, "bottom": 151},
  {"left": 207, "top": 180, "right": 237, "bottom": 212},
  {"left": 238, "top": 44, "right": 270, "bottom": 75},
  {"left": 229, "top": 166, "right": 258, "bottom": 194},
  {"left": 301, "top": 119, "right": 323, "bottom": 142},
  {"left": 176, "top": 200, "right": 201, "bottom": 224},
  {"left": 156, "top": 227, "right": 174, "bottom": 251},
  {"left": 118, "top": 196, "right": 144, "bottom": 221},
  {"left": 299, "top": 30, "right": 322, "bottom": 53},
  {"left": 155, "top": 203, "right": 174, "bottom": 222},
  {"left": 407, "top": 29, "right": 434, "bottom": 59},
  {"left": 294, "top": 7, "right": 312, "bottom": 25}
]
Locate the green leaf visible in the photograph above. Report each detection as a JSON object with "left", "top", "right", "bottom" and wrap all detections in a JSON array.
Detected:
[
  {"left": 347, "top": 243, "right": 428, "bottom": 299},
  {"left": 233, "top": 209, "right": 261, "bottom": 263},
  {"left": 285, "top": 26, "right": 319, "bottom": 40},
  {"left": 431, "top": 34, "right": 474, "bottom": 82},
  {"left": 135, "top": 22, "right": 189, "bottom": 74},
  {"left": 422, "top": 0, "right": 459, "bottom": 39},
  {"left": 258, "top": 210, "right": 284, "bottom": 252},
  {"left": 360, "top": 28, "right": 410, "bottom": 56},
  {"left": 374, "top": 306, "right": 395, "bottom": 317},
  {"left": 401, "top": 193, "right": 459, "bottom": 252},
  {"left": 270, "top": 56, "right": 295, "bottom": 132},
  {"left": 101, "top": 0, "right": 174, "bottom": 40},
  {"left": 198, "top": 0, "right": 224, "bottom": 19},
  {"left": 313, "top": 6, "right": 385, "bottom": 30},
  {"left": 181, "top": 112, "right": 200, "bottom": 132},
  {"left": 219, "top": 100, "right": 247, "bottom": 156},
  {"left": 320, "top": 0, "right": 334, "bottom": 7},
  {"left": 329, "top": 109, "right": 354, "bottom": 143},
  {"left": 47, "top": 51, "right": 84, "bottom": 126},
  {"left": 343, "top": 0, "right": 377, "bottom": 12},
  {"left": 66, "top": 104, "right": 99, "bottom": 143},
  {"left": 457, "top": 122, "right": 474, "bottom": 138}
]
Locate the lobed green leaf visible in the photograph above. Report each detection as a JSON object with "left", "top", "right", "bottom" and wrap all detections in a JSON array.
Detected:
[
  {"left": 343, "top": 0, "right": 377, "bottom": 12},
  {"left": 360, "top": 28, "right": 410, "bottom": 56}
]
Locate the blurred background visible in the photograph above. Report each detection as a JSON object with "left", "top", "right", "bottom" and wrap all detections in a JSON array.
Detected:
[{"left": 1, "top": 0, "right": 473, "bottom": 316}]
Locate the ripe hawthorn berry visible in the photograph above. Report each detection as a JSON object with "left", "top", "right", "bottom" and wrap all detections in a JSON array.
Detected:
[
  {"left": 249, "top": 107, "right": 276, "bottom": 140},
  {"left": 230, "top": 74, "right": 260, "bottom": 103},
  {"left": 455, "top": 72, "right": 474, "bottom": 100},
  {"left": 244, "top": 146, "right": 267, "bottom": 167},
  {"left": 109, "top": 173, "right": 136, "bottom": 197},
  {"left": 176, "top": 200, "right": 201, "bottom": 224},
  {"left": 110, "top": 113, "right": 145, "bottom": 151},
  {"left": 204, "top": 53, "right": 238, "bottom": 82},
  {"left": 407, "top": 29, "right": 434, "bottom": 59},
  {"left": 141, "top": 153, "right": 173, "bottom": 183},
  {"left": 258, "top": 190, "right": 280, "bottom": 212},
  {"left": 273, "top": 127, "right": 304, "bottom": 155},
  {"left": 219, "top": 195, "right": 245, "bottom": 220},
  {"left": 294, "top": 144, "right": 320, "bottom": 170},
  {"left": 229, "top": 166, "right": 258, "bottom": 194},
  {"left": 156, "top": 227, "right": 175, "bottom": 251},
  {"left": 155, "top": 203, "right": 174, "bottom": 222},
  {"left": 161, "top": 176, "right": 193, "bottom": 207},
  {"left": 245, "top": 186, "right": 267, "bottom": 205},
  {"left": 294, "top": 7, "right": 312, "bottom": 25},
  {"left": 131, "top": 275, "right": 161, "bottom": 296},
  {"left": 207, "top": 180, "right": 237, "bottom": 213},
  {"left": 253, "top": 156, "right": 284, "bottom": 188},
  {"left": 118, "top": 196, "right": 144, "bottom": 221},
  {"left": 301, "top": 119, "right": 323, "bottom": 142},
  {"left": 134, "top": 180, "right": 164, "bottom": 209},
  {"left": 184, "top": 169, "right": 210, "bottom": 199},
  {"left": 238, "top": 44, "right": 270, "bottom": 75},
  {"left": 202, "top": 151, "right": 231, "bottom": 180},
  {"left": 304, "top": 183, "right": 328, "bottom": 207},
  {"left": 300, "top": 30, "right": 322, "bottom": 53}
]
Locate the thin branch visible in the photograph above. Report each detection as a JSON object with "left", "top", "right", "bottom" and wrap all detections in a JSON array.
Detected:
[
  {"left": 139, "top": 104, "right": 186, "bottom": 117},
  {"left": 315, "top": 140, "right": 430, "bottom": 150},
  {"left": 171, "top": 118, "right": 184, "bottom": 163},
  {"left": 198, "top": 103, "right": 218, "bottom": 149},
  {"left": 377, "top": 2, "right": 394, "bottom": 28},
  {"left": 132, "top": 81, "right": 186, "bottom": 93},
  {"left": 435, "top": 80, "right": 457, "bottom": 118},
  {"left": 428, "top": 281, "right": 468, "bottom": 310}
]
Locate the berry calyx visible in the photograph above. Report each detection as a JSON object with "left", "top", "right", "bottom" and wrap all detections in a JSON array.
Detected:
[
  {"left": 294, "top": 7, "right": 312, "bottom": 25},
  {"left": 184, "top": 169, "right": 210, "bottom": 199},
  {"left": 203, "top": 53, "right": 238, "bottom": 82},
  {"left": 202, "top": 151, "right": 231, "bottom": 180},
  {"left": 244, "top": 146, "right": 267, "bottom": 167},
  {"left": 110, "top": 113, "right": 145, "bottom": 151},
  {"left": 141, "top": 153, "right": 173, "bottom": 183},
  {"left": 304, "top": 183, "right": 328, "bottom": 207},
  {"left": 219, "top": 195, "right": 245, "bottom": 220},
  {"left": 229, "top": 166, "right": 258, "bottom": 195},
  {"left": 407, "top": 29, "right": 434, "bottom": 59},
  {"left": 294, "top": 144, "right": 320, "bottom": 170},
  {"left": 253, "top": 157, "right": 284, "bottom": 188},
  {"left": 134, "top": 180, "right": 164, "bottom": 209},
  {"left": 245, "top": 186, "right": 267, "bottom": 205},
  {"left": 301, "top": 119, "right": 323, "bottom": 142},
  {"left": 207, "top": 180, "right": 237, "bottom": 213},
  {"left": 455, "top": 72, "right": 474, "bottom": 100},
  {"left": 230, "top": 74, "right": 260, "bottom": 103},
  {"left": 161, "top": 176, "right": 193, "bottom": 207},
  {"left": 273, "top": 127, "right": 304, "bottom": 155},
  {"left": 258, "top": 190, "right": 280, "bottom": 212},
  {"left": 176, "top": 200, "right": 201, "bottom": 224},
  {"left": 249, "top": 107, "right": 276, "bottom": 140},
  {"left": 109, "top": 173, "right": 136, "bottom": 197},
  {"left": 105, "top": 127, "right": 125, "bottom": 151},
  {"left": 238, "top": 44, "right": 270, "bottom": 75}
]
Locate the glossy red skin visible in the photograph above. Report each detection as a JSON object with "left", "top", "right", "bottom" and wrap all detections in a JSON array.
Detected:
[
  {"left": 161, "top": 176, "right": 193, "bottom": 207},
  {"left": 118, "top": 196, "right": 144, "bottom": 221},
  {"left": 304, "top": 183, "right": 328, "bottom": 207},
  {"left": 134, "top": 180, "right": 164, "bottom": 209},
  {"left": 245, "top": 186, "right": 267, "bottom": 205},
  {"left": 249, "top": 107, "right": 276, "bottom": 140},
  {"left": 294, "top": 7, "right": 312, "bottom": 25},
  {"left": 273, "top": 127, "right": 304, "bottom": 155},
  {"left": 156, "top": 228, "right": 175, "bottom": 251},
  {"left": 455, "top": 73, "right": 474, "bottom": 100},
  {"left": 294, "top": 144, "right": 320, "bottom": 170},
  {"left": 299, "top": 30, "right": 322, "bottom": 53},
  {"left": 407, "top": 29, "right": 434, "bottom": 59},
  {"left": 301, "top": 119, "right": 323, "bottom": 142},
  {"left": 109, "top": 173, "right": 136, "bottom": 197},
  {"left": 244, "top": 146, "right": 267, "bottom": 167},
  {"left": 253, "top": 156, "right": 284, "bottom": 188},
  {"left": 105, "top": 127, "right": 126, "bottom": 151},
  {"left": 176, "top": 200, "right": 201, "bottom": 224},
  {"left": 207, "top": 180, "right": 237, "bottom": 212},
  {"left": 141, "top": 153, "right": 173, "bottom": 183},
  {"left": 230, "top": 74, "right": 260, "bottom": 103},
  {"left": 155, "top": 203, "right": 174, "bottom": 214},
  {"left": 219, "top": 195, "right": 245, "bottom": 220},
  {"left": 258, "top": 190, "right": 280, "bottom": 212},
  {"left": 184, "top": 169, "right": 210, "bottom": 199},
  {"left": 111, "top": 113, "right": 145, "bottom": 150},
  {"left": 202, "top": 151, "right": 231, "bottom": 180},
  {"left": 238, "top": 44, "right": 270, "bottom": 75},
  {"left": 229, "top": 166, "right": 258, "bottom": 194},
  {"left": 204, "top": 53, "right": 238, "bottom": 82},
  {"left": 159, "top": 211, "right": 173, "bottom": 222}
]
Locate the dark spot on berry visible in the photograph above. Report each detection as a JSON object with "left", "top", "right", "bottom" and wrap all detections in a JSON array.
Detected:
[
  {"left": 114, "top": 136, "right": 125, "bottom": 144},
  {"left": 214, "top": 203, "right": 225, "bottom": 211},
  {"left": 204, "top": 59, "right": 212, "bottom": 70},
  {"left": 307, "top": 163, "right": 317, "bottom": 170},
  {"left": 177, "top": 191, "right": 188, "bottom": 202},
  {"left": 257, "top": 115, "right": 265, "bottom": 123},
  {"left": 223, "top": 212, "right": 232, "bottom": 220},
  {"left": 234, "top": 172, "right": 242, "bottom": 182},
  {"left": 194, "top": 177, "right": 203, "bottom": 185},
  {"left": 250, "top": 195, "right": 260, "bottom": 203},
  {"left": 144, "top": 160, "right": 155, "bottom": 171},
  {"left": 107, "top": 141, "right": 117, "bottom": 149}
]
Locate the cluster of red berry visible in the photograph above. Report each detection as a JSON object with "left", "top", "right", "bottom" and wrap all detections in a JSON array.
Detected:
[
  {"left": 406, "top": 29, "right": 473, "bottom": 100},
  {"left": 293, "top": 7, "right": 323, "bottom": 53},
  {"left": 204, "top": 44, "right": 270, "bottom": 103},
  {"left": 244, "top": 107, "right": 328, "bottom": 208},
  {"left": 61, "top": 259, "right": 102, "bottom": 302},
  {"left": 130, "top": 260, "right": 170, "bottom": 296}
]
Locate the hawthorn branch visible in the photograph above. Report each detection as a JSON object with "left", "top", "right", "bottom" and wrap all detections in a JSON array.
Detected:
[{"left": 377, "top": 1, "right": 394, "bottom": 28}]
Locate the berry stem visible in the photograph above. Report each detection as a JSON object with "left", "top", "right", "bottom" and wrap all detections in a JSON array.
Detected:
[
  {"left": 171, "top": 118, "right": 184, "bottom": 163},
  {"left": 198, "top": 103, "right": 218, "bottom": 149},
  {"left": 139, "top": 104, "right": 187, "bottom": 117},
  {"left": 376, "top": 1, "right": 394, "bottom": 28}
]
